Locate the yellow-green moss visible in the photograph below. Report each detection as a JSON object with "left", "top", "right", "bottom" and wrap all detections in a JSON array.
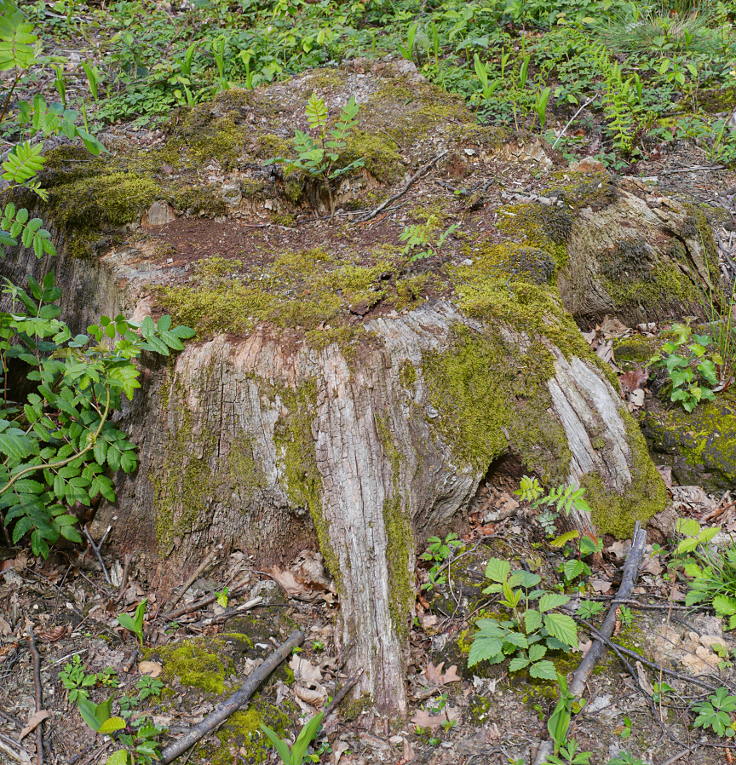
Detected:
[
  {"left": 542, "top": 171, "right": 617, "bottom": 211},
  {"left": 421, "top": 323, "right": 573, "bottom": 483},
  {"left": 273, "top": 380, "right": 341, "bottom": 589},
  {"left": 152, "top": 413, "right": 218, "bottom": 552},
  {"left": 152, "top": 397, "right": 265, "bottom": 550},
  {"left": 375, "top": 415, "right": 414, "bottom": 639},
  {"left": 157, "top": 638, "right": 232, "bottom": 693},
  {"left": 497, "top": 203, "right": 572, "bottom": 269},
  {"left": 343, "top": 130, "right": 404, "bottom": 184},
  {"left": 50, "top": 172, "right": 159, "bottom": 228},
  {"left": 399, "top": 361, "right": 417, "bottom": 390},
  {"left": 167, "top": 184, "right": 227, "bottom": 217},
  {"left": 157, "top": 249, "right": 400, "bottom": 338},
  {"left": 205, "top": 701, "right": 294, "bottom": 765},
  {"left": 641, "top": 391, "right": 736, "bottom": 491},
  {"left": 582, "top": 417, "right": 667, "bottom": 537}
]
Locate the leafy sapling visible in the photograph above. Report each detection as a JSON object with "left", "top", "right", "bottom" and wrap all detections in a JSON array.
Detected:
[
  {"left": 516, "top": 476, "right": 592, "bottom": 537},
  {"left": 266, "top": 94, "right": 364, "bottom": 215},
  {"left": 420, "top": 532, "right": 463, "bottom": 591},
  {"left": 468, "top": 558, "right": 578, "bottom": 679},
  {"left": 117, "top": 599, "right": 148, "bottom": 646}
]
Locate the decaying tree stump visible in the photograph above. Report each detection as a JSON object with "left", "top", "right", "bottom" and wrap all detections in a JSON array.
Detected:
[{"left": 6, "top": 60, "right": 721, "bottom": 710}]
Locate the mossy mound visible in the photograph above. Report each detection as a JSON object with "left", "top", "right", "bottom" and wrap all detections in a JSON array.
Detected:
[
  {"left": 641, "top": 392, "right": 736, "bottom": 491},
  {"left": 157, "top": 249, "right": 430, "bottom": 338}
]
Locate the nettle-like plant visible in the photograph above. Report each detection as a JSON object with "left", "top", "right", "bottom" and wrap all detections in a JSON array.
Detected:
[
  {"left": 674, "top": 518, "right": 736, "bottom": 629},
  {"left": 0, "top": 0, "right": 194, "bottom": 557},
  {"left": 468, "top": 558, "right": 578, "bottom": 679},
  {"left": 266, "top": 93, "right": 364, "bottom": 215},
  {"left": 650, "top": 322, "right": 721, "bottom": 412}
]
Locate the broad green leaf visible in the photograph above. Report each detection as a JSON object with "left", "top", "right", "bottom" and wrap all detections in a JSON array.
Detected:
[
  {"left": 529, "top": 660, "right": 557, "bottom": 680},
  {"left": 508, "top": 656, "right": 529, "bottom": 672},
  {"left": 484, "top": 557, "right": 510, "bottom": 583},
  {"left": 260, "top": 723, "right": 294, "bottom": 765},
  {"left": 105, "top": 750, "right": 131, "bottom": 765},
  {"left": 538, "top": 593, "right": 570, "bottom": 613},
  {"left": 543, "top": 612, "right": 578, "bottom": 648},
  {"left": 98, "top": 716, "right": 127, "bottom": 734},
  {"left": 468, "top": 635, "right": 503, "bottom": 667}
]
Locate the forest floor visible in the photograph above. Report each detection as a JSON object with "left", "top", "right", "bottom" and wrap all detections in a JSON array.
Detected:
[{"left": 1, "top": 473, "right": 736, "bottom": 765}]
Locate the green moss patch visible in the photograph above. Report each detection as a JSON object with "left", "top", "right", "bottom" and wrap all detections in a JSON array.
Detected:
[
  {"left": 157, "top": 638, "right": 234, "bottom": 694},
  {"left": 641, "top": 391, "right": 736, "bottom": 491}
]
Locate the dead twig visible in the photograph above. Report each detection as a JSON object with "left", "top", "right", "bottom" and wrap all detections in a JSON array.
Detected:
[
  {"left": 27, "top": 628, "right": 44, "bottom": 765},
  {"left": 159, "top": 574, "right": 251, "bottom": 622},
  {"left": 324, "top": 670, "right": 364, "bottom": 719},
  {"left": 533, "top": 522, "right": 647, "bottom": 765},
  {"left": 355, "top": 151, "right": 448, "bottom": 223},
  {"left": 115, "top": 553, "right": 133, "bottom": 603},
  {"left": 660, "top": 749, "right": 692, "bottom": 765},
  {"left": 161, "top": 550, "right": 218, "bottom": 614},
  {"left": 159, "top": 629, "right": 304, "bottom": 763},
  {"left": 551, "top": 95, "right": 596, "bottom": 149},
  {"left": 82, "top": 525, "right": 112, "bottom": 584}
]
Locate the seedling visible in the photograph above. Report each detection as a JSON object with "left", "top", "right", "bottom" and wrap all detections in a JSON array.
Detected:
[
  {"left": 261, "top": 711, "right": 325, "bottom": 765},
  {"left": 117, "top": 598, "right": 147, "bottom": 646}
]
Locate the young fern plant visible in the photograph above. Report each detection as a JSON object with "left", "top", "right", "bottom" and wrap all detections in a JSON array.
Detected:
[{"left": 266, "top": 93, "right": 364, "bottom": 216}]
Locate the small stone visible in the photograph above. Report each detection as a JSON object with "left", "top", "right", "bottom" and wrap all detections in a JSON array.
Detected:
[
  {"left": 221, "top": 183, "right": 242, "bottom": 206},
  {"left": 700, "top": 634, "right": 727, "bottom": 650},
  {"left": 389, "top": 736, "right": 403, "bottom": 746},
  {"left": 142, "top": 200, "right": 176, "bottom": 226}
]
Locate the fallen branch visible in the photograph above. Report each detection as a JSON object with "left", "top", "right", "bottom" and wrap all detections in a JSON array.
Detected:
[
  {"left": 533, "top": 522, "right": 647, "bottom": 765},
  {"left": 324, "top": 670, "right": 364, "bottom": 719},
  {"left": 160, "top": 629, "right": 304, "bottom": 763},
  {"left": 27, "top": 629, "right": 44, "bottom": 765},
  {"left": 355, "top": 151, "right": 448, "bottom": 223}
]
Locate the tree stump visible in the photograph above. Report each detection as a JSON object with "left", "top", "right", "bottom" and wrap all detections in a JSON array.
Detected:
[{"left": 5, "top": 60, "right": 717, "bottom": 711}]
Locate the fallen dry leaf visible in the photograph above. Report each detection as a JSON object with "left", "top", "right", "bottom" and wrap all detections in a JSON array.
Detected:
[
  {"left": 424, "top": 661, "right": 461, "bottom": 685},
  {"left": 35, "top": 625, "right": 68, "bottom": 643},
  {"left": 289, "top": 655, "right": 322, "bottom": 685},
  {"left": 19, "top": 710, "right": 50, "bottom": 741},
  {"left": 591, "top": 578, "right": 612, "bottom": 593},
  {"left": 294, "top": 684, "right": 327, "bottom": 706},
  {"left": 138, "top": 660, "right": 163, "bottom": 677},
  {"left": 619, "top": 368, "right": 648, "bottom": 393},
  {"left": 410, "top": 706, "right": 460, "bottom": 730}
]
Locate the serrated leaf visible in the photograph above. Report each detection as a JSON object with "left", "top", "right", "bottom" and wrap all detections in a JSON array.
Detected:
[
  {"left": 484, "top": 557, "right": 510, "bottom": 583},
  {"left": 529, "top": 659, "right": 557, "bottom": 680},
  {"left": 538, "top": 593, "right": 570, "bottom": 613},
  {"left": 543, "top": 612, "right": 578, "bottom": 648}
]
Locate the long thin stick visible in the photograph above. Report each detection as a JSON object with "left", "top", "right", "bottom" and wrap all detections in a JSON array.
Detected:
[
  {"left": 355, "top": 151, "right": 448, "bottom": 222},
  {"left": 159, "top": 575, "right": 252, "bottom": 622},
  {"left": 162, "top": 550, "right": 217, "bottom": 613},
  {"left": 27, "top": 629, "right": 44, "bottom": 765},
  {"left": 82, "top": 525, "right": 112, "bottom": 584},
  {"left": 159, "top": 630, "right": 304, "bottom": 763},
  {"left": 533, "top": 523, "right": 647, "bottom": 765}
]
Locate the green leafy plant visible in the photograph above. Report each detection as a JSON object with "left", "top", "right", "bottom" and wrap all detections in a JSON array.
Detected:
[
  {"left": 607, "top": 753, "right": 644, "bottom": 765},
  {"left": 544, "top": 739, "right": 592, "bottom": 765},
  {"left": 577, "top": 600, "right": 605, "bottom": 619},
  {"left": 468, "top": 559, "right": 578, "bottom": 678},
  {"left": 516, "top": 476, "right": 592, "bottom": 536},
  {"left": 399, "top": 215, "right": 459, "bottom": 261},
  {"left": 215, "top": 586, "right": 229, "bottom": 608},
  {"left": 674, "top": 518, "right": 736, "bottom": 629},
  {"left": 77, "top": 695, "right": 164, "bottom": 765},
  {"left": 59, "top": 655, "right": 119, "bottom": 703},
  {"left": 266, "top": 94, "right": 364, "bottom": 215},
  {"left": 420, "top": 532, "right": 463, "bottom": 591},
  {"left": 650, "top": 322, "right": 721, "bottom": 411},
  {"left": 261, "top": 711, "right": 325, "bottom": 765},
  {"left": 117, "top": 599, "right": 148, "bottom": 646},
  {"left": 692, "top": 687, "right": 736, "bottom": 737}
]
